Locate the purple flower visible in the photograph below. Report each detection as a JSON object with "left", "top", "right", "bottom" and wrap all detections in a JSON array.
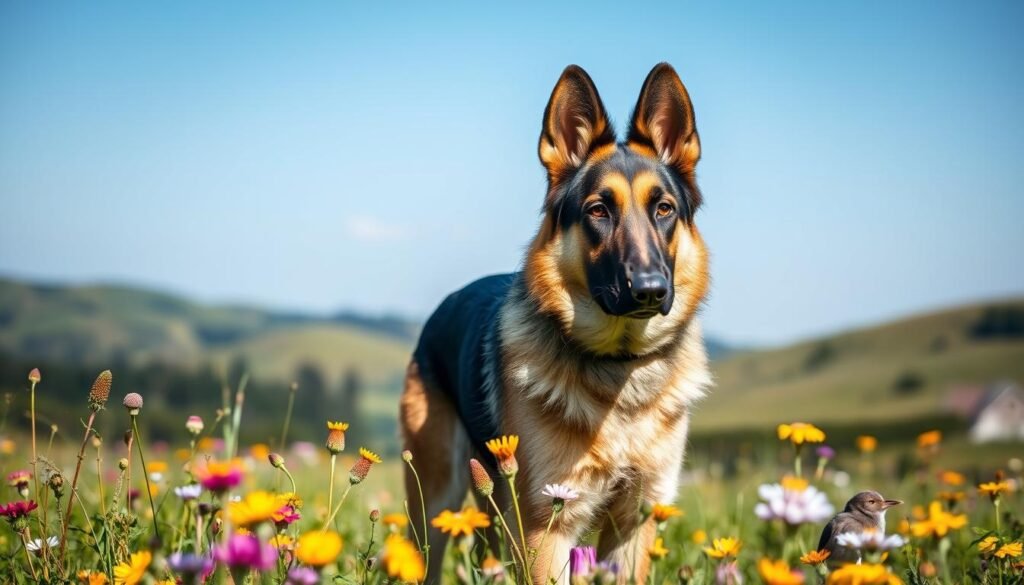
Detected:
[
  {"left": 570, "top": 545, "right": 597, "bottom": 578},
  {"left": 168, "top": 551, "right": 214, "bottom": 581},
  {"left": 816, "top": 445, "right": 836, "bottom": 459},
  {"left": 285, "top": 566, "right": 320, "bottom": 585},
  {"left": 215, "top": 533, "right": 277, "bottom": 571}
]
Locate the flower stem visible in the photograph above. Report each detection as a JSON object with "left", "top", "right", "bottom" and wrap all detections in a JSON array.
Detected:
[
  {"left": 403, "top": 457, "right": 431, "bottom": 578},
  {"left": 278, "top": 388, "right": 296, "bottom": 452},
  {"left": 486, "top": 493, "right": 527, "bottom": 573},
  {"left": 531, "top": 507, "right": 559, "bottom": 576},
  {"left": 322, "top": 483, "right": 354, "bottom": 530},
  {"left": 132, "top": 415, "right": 162, "bottom": 544},
  {"left": 20, "top": 532, "right": 39, "bottom": 580},
  {"left": 327, "top": 454, "right": 337, "bottom": 523},
  {"left": 507, "top": 474, "right": 530, "bottom": 572},
  {"left": 60, "top": 410, "right": 97, "bottom": 563}
]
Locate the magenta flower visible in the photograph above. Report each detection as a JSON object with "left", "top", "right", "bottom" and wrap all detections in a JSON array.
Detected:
[
  {"left": 0, "top": 500, "right": 38, "bottom": 519},
  {"left": 215, "top": 533, "right": 277, "bottom": 571},
  {"left": 274, "top": 504, "right": 301, "bottom": 528},
  {"left": 570, "top": 545, "right": 597, "bottom": 579},
  {"left": 815, "top": 445, "right": 836, "bottom": 459},
  {"left": 285, "top": 566, "right": 320, "bottom": 585}
]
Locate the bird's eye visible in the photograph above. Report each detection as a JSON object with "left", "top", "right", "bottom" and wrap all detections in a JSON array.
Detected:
[
  {"left": 656, "top": 202, "right": 674, "bottom": 218},
  {"left": 587, "top": 203, "right": 609, "bottom": 219}
]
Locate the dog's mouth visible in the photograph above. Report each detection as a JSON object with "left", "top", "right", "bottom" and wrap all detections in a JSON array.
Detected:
[{"left": 625, "top": 308, "right": 659, "bottom": 319}]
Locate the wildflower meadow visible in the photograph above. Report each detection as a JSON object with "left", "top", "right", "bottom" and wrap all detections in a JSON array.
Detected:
[{"left": 0, "top": 368, "right": 1021, "bottom": 585}]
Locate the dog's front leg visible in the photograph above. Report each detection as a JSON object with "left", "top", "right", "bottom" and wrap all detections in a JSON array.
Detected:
[
  {"left": 528, "top": 526, "right": 577, "bottom": 585},
  {"left": 595, "top": 494, "right": 657, "bottom": 585}
]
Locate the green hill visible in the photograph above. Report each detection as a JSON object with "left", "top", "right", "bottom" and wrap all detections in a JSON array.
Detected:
[
  {"left": 0, "top": 277, "right": 415, "bottom": 387},
  {"left": 693, "top": 298, "right": 1024, "bottom": 433}
]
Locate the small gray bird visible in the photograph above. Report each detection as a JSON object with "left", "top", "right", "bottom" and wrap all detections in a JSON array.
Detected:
[{"left": 817, "top": 490, "right": 902, "bottom": 565}]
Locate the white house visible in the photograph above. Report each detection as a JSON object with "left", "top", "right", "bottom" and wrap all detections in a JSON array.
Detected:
[{"left": 969, "top": 382, "right": 1024, "bottom": 443}]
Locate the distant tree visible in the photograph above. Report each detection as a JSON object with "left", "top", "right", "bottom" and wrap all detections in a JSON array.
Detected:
[
  {"left": 294, "top": 362, "right": 327, "bottom": 427},
  {"left": 337, "top": 368, "right": 365, "bottom": 445},
  {"left": 969, "top": 306, "right": 1024, "bottom": 340},
  {"left": 803, "top": 342, "right": 836, "bottom": 373},
  {"left": 892, "top": 370, "right": 925, "bottom": 396}
]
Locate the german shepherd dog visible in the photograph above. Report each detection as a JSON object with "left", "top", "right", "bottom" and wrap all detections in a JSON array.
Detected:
[{"left": 400, "top": 63, "right": 710, "bottom": 584}]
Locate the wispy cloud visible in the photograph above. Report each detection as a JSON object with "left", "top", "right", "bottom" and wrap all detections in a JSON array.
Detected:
[{"left": 344, "top": 215, "right": 409, "bottom": 243}]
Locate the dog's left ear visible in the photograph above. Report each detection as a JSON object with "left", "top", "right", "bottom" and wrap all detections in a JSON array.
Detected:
[
  {"left": 627, "top": 63, "right": 701, "bottom": 179},
  {"left": 539, "top": 65, "right": 616, "bottom": 189}
]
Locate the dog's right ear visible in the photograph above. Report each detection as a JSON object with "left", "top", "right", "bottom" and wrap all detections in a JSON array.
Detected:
[{"left": 538, "top": 65, "right": 616, "bottom": 189}]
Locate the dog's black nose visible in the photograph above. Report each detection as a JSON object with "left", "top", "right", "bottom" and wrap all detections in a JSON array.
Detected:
[{"left": 629, "top": 271, "right": 669, "bottom": 306}]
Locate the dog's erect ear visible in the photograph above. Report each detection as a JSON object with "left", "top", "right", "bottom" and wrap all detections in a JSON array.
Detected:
[
  {"left": 627, "top": 63, "right": 701, "bottom": 179},
  {"left": 538, "top": 65, "right": 616, "bottom": 187}
]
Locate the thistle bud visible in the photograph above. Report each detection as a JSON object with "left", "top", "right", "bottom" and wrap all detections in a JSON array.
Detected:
[
  {"left": 469, "top": 458, "right": 494, "bottom": 497},
  {"left": 28, "top": 368, "right": 41, "bottom": 384},
  {"left": 123, "top": 392, "right": 144, "bottom": 415},
  {"left": 48, "top": 472, "right": 65, "bottom": 498},
  {"left": 268, "top": 452, "right": 285, "bottom": 469},
  {"left": 118, "top": 458, "right": 129, "bottom": 471},
  {"left": 88, "top": 370, "right": 112, "bottom": 411},
  {"left": 369, "top": 509, "right": 380, "bottom": 523},
  {"left": 185, "top": 415, "right": 204, "bottom": 436},
  {"left": 349, "top": 448, "right": 381, "bottom": 485}
]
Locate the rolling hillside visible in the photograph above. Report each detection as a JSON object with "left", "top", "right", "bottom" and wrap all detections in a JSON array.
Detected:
[
  {"left": 0, "top": 277, "right": 415, "bottom": 387},
  {"left": 693, "top": 298, "right": 1024, "bottom": 433}
]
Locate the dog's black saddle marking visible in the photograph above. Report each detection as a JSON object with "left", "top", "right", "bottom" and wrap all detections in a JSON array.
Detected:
[{"left": 413, "top": 273, "right": 515, "bottom": 464}]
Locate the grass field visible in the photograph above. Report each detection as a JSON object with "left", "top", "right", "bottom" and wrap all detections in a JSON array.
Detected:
[{"left": 0, "top": 369, "right": 1022, "bottom": 584}]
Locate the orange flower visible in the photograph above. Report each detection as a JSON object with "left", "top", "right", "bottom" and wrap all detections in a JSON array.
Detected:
[
  {"left": 827, "top": 563, "right": 903, "bottom": 584},
  {"left": 856, "top": 435, "right": 878, "bottom": 453},
  {"left": 382, "top": 513, "right": 409, "bottom": 530},
  {"left": 651, "top": 503, "right": 683, "bottom": 522},
  {"left": 917, "top": 430, "right": 941, "bottom": 449},
  {"left": 995, "top": 542, "right": 1022, "bottom": 559},
  {"left": 295, "top": 531, "right": 343, "bottom": 567},
  {"left": 777, "top": 423, "right": 825, "bottom": 445},
  {"left": 800, "top": 549, "right": 831, "bottom": 565},
  {"left": 691, "top": 529, "right": 707, "bottom": 544},
  {"left": 485, "top": 435, "right": 520, "bottom": 477},
  {"left": 759, "top": 558, "right": 805, "bottom": 585},
  {"left": 939, "top": 470, "right": 965, "bottom": 486},
  {"left": 431, "top": 506, "right": 490, "bottom": 538}
]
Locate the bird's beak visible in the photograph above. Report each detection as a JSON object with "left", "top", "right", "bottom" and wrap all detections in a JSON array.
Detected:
[{"left": 883, "top": 499, "right": 903, "bottom": 509}]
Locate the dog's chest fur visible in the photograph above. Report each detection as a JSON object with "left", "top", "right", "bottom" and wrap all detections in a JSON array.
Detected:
[{"left": 496, "top": 292, "right": 710, "bottom": 522}]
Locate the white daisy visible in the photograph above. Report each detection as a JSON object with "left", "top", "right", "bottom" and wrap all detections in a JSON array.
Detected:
[
  {"left": 836, "top": 530, "right": 906, "bottom": 552},
  {"left": 541, "top": 483, "right": 580, "bottom": 503},
  {"left": 174, "top": 483, "right": 202, "bottom": 500},
  {"left": 27, "top": 536, "right": 59, "bottom": 554}
]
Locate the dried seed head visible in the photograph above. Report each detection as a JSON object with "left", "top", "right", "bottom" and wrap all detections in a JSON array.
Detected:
[
  {"left": 401, "top": 450, "right": 413, "bottom": 463},
  {"left": 89, "top": 370, "right": 112, "bottom": 410},
  {"left": 369, "top": 509, "right": 380, "bottom": 522},
  {"left": 118, "top": 458, "right": 129, "bottom": 471},
  {"left": 123, "top": 392, "right": 144, "bottom": 415},
  {"left": 28, "top": 368, "right": 41, "bottom": 384}
]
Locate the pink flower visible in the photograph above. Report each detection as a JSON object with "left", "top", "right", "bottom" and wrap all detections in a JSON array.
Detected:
[{"left": 215, "top": 533, "right": 277, "bottom": 570}]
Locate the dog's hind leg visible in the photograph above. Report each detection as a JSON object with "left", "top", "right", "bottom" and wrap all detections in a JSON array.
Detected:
[{"left": 400, "top": 361, "right": 471, "bottom": 584}]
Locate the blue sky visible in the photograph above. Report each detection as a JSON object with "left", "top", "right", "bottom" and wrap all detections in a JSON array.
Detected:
[{"left": 2, "top": 1, "right": 1022, "bottom": 345}]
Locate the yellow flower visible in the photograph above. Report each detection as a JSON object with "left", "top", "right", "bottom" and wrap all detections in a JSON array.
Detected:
[
  {"left": 145, "top": 461, "right": 168, "bottom": 474},
  {"left": 777, "top": 423, "right": 825, "bottom": 445},
  {"left": 937, "top": 491, "right": 965, "bottom": 506},
  {"left": 979, "top": 481, "right": 1012, "bottom": 500},
  {"left": 649, "top": 537, "right": 670, "bottom": 559},
  {"left": 910, "top": 501, "right": 967, "bottom": 538},
  {"left": 995, "top": 542, "right": 1023, "bottom": 559},
  {"left": 916, "top": 430, "right": 941, "bottom": 449},
  {"left": 781, "top": 475, "right": 809, "bottom": 492},
  {"left": 296, "top": 531, "right": 343, "bottom": 567},
  {"left": 431, "top": 506, "right": 491, "bottom": 538},
  {"left": 651, "top": 503, "right": 683, "bottom": 522},
  {"left": 691, "top": 529, "right": 707, "bottom": 545},
  {"left": 381, "top": 534, "right": 426, "bottom": 583},
  {"left": 704, "top": 537, "right": 741, "bottom": 559},
  {"left": 485, "top": 435, "right": 520, "bottom": 476},
  {"left": 382, "top": 512, "right": 409, "bottom": 530},
  {"left": 249, "top": 443, "right": 271, "bottom": 461},
  {"left": 979, "top": 536, "right": 999, "bottom": 554},
  {"left": 269, "top": 534, "right": 294, "bottom": 549},
  {"left": 77, "top": 571, "right": 110, "bottom": 585},
  {"left": 800, "top": 549, "right": 831, "bottom": 565},
  {"left": 759, "top": 558, "right": 805, "bottom": 585},
  {"left": 856, "top": 435, "right": 878, "bottom": 453},
  {"left": 939, "top": 470, "right": 965, "bottom": 486},
  {"left": 276, "top": 491, "right": 304, "bottom": 509},
  {"left": 228, "top": 490, "right": 280, "bottom": 526},
  {"left": 113, "top": 551, "right": 152, "bottom": 585},
  {"left": 325, "top": 421, "right": 349, "bottom": 454},
  {"left": 827, "top": 563, "right": 903, "bottom": 584},
  {"left": 350, "top": 447, "right": 382, "bottom": 484}
]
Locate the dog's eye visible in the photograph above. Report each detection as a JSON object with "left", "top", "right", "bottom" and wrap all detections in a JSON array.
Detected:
[
  {"left": 656, "top": 202, "right": 675, "bottom": 218},
  {"left": 587, "top": 203, "right": 609, "bottom": 219}
]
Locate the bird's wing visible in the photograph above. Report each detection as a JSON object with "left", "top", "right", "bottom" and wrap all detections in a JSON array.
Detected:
[{"left": 817, "top": 517, "right": 838, "bottom": 551}]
